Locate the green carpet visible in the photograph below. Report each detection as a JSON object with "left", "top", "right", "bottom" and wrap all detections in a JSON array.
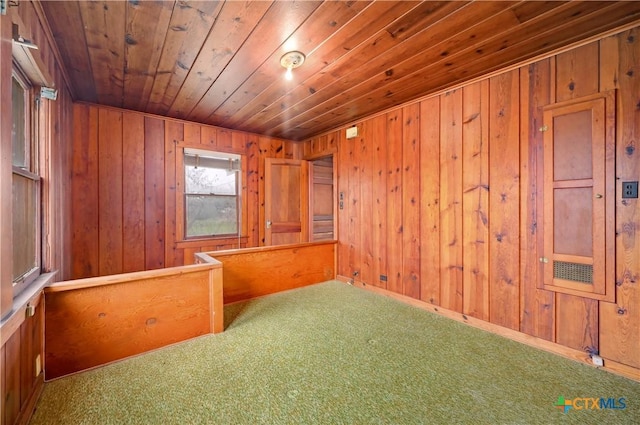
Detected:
[{"left": 30, "top": 281, "right": 639, "bottom": 424}]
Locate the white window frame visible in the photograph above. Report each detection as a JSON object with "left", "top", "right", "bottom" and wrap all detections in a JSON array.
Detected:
[{"left": 183, "top": 148, "right": 242, "bottom": 239}]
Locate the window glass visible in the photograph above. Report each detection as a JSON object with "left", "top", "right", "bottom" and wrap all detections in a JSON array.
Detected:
[
  {"left": 12, "top": 77, "right": 27, "bottom": 168},
  {"left": 12, "top": 173, "right": 38, "bottom": 281},
  {"left": 12, "top": 72, "right": 40, "bottom": 294},
  {"left": 184, "top": 151, "right": 240, "bottom": 238}
]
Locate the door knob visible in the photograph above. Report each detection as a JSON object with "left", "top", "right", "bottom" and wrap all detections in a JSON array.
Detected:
[
  {"left": 595, "top": 194, "right": 603, "bottom": 199},
  {"left": 266, "top": 220, "right": 272, "bottom": 229}
]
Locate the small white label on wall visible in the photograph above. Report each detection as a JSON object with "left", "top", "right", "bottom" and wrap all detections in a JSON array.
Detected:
[{"left": 346, "top": 126, "right": 358, "bottom": 139}]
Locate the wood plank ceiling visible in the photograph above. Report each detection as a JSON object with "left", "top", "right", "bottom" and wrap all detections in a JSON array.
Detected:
[{"left": 40, "top": 0, "right": 640, "bottom": 141}]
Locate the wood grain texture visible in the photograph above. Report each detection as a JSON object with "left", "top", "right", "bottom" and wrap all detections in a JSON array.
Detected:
[
  {"left": 462, "top": 80, "right": 490, "bottom": 321},
  {"left": 146, "top": 1, "right": 223, "bottom": 115},
  {"left": 41, "top": 1, "right": 640, "bottom": 140},
  {"left": 45, "top": 266, "right": 220, "bottom": 379},
  {"left": 519, "top": 59, "right": 555, "bottom": 341},
  {"left": 144, "top": 116, "right": 166, "bottom": 270},
  {"left": 347, "top": 124, "right": 362, "bottom": 281},
  {"left": 556, "top": 293, "right": 599, "bottom": 352},
  {"left": 307, "top": 24, "right": 640, "bottom": 376},
  {"left": 98, "top": 108, "right": 124, "bottom": 275},
  {"left": 372, "top": 117, "right": 388, "bottom": 289},
  {"left": 1, "top": 3, "right": 74, "bottom": 422},
  {"left": 4, "top": 332, "right": 20, "bottom": 425},
  {"left": 386, "top": 110, "right": 404, "bottom": 293},
  {"left": 488, "top": 70, "right": 520, "bottom": 331},
  {"left": 78, "top": 0, "right": 125, "bottom": 107},
  {"left": 552, "top": 39, "right": 601, "bottom": 349},
  {"left": 164, "top": 121, "right": 183, "bottom": 268},
  {"left": 122, "top": 114, "right": 145, "bottom": 273},
  {"left": 123, "top": 0, "right": 173, "bottom": 111},
  {"left": 599, "top": 28, "right": 640, "bottom": 369},
  {"left": 419, "top": 97, "right": 441, "bottom": 305},
  {"left": 206, "top": 241, "right": 336, "bottom": 304},
  {"left": 359, "top": 121, "right": 374, "bottom": 286},
  {"left": 71, "top": 106, "right": 302, "bottom": 278},
  {"left": 439, "top": 89, "right": 463, "bottom": 312},
  {"left": 71, "top": 104, "right": 99, "bottom": 278},
  {"left": 337, "top": 130, "right": 350, "bottom": 278},
  {"left": 402, "top": 104, "right": 421, "bottom": 299}
]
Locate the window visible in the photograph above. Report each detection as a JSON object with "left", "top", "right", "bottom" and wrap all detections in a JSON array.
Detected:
[
  {"left": 12, "top": 70, "right": 41, "bottom": 295},
  {"left": 184, "top": 148, "right": 241, "bottom": 238}
]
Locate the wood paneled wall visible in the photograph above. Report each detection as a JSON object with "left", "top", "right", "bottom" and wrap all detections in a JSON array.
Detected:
[
  {"left": 71, "top": 104, "right": 304, "bottom": 279},
  {"left": 305, "top": 27, "right": 640, "bottom": 373},
  {"left": 200, "top": 241, "right": 336, "bottom": 304},
  {"left": 44, "top": 263, "right": 223, "bottom": 380},
  {"left": 1, "top": 1, "right": 74, "bottom": 424}
]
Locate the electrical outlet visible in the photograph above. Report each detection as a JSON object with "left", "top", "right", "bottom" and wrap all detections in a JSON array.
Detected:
[
  {"left": 591, "top": 354, "right": 604, "bottom": 367},
  {"left": 622, "top": 181, "right": 638, "bottom": 199}
]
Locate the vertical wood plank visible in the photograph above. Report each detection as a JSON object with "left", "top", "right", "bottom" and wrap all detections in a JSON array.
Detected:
[
  {"left": 519, "top": 59, "right": 555, "bottom": 340},
  {"left": 462, "top": 81, "right": 490, "bottom": 320},
  {"left": 19, "top": 319, "right": 32, "bottom": 407},
  {"left": 217, "top": 128, "right": 233, "bottom": 151},
  {"left": 98, "top": 108, "right": 124, "bottom": 275},
  {"left": 440, "top": 90, "right": 463, "bottom": 312},
  {"left": 360, "top": 121, "right": 374, "bottom": 285},
  {"left": 386, "top": 110, "right": 404, "bottom": 293},
  {"left": 337, "top": 131, "right": 350, "bottom": 277},
  {"left": 184, "top": 123, "right": 201, "bottom": 147},
  {"left": 488, "top": 70, "right": 521, "bottom": 331},
  {"left": 144, "top": 117, "right": 165, "bottom": 270},
  {"left": 4, "top": 332, "right": 20, "bottom": 425},
  {"left": 200, "top": 125, "right": 217, "bottom": 149},
  {"left": 420, "top": 97, "right": 441, "bottom": 304},
  {"left": 258, "top": 136, "right": 271, "bottom": 246},
  {"left": 348, "top": 124, "right": 362, "bottom": 280},
  {"left": 164, "top": 121, "right": 183, "bottom": 267},
  {"left": 599, "top": 28, "right": 640, "bottom": 368},
  {"left": 71, "top": 104, "right": 99, "bottom": 278},
  {"left": 122, "top": 114, "right": 145, "bottom": 272},
  {"left": 553, "top": 35, "right": 600, "bottom": 349},
  {"left": 246, "top": 134, "right": 260, "bottom": 247},
  {"left": 372, "top": 116, "right": 388, "bottom": 289},
  {"left": 232, "top": 131, "right": 249, "bottom": 154},
  {"left": 556, "top": 293, "right": 599, "bottom": 352},
  {"left": 402, "top": 104, "right": 421, "bottom": 299},
  {"left": 555, "top": 42, "right": 600, "bottom": 102}
]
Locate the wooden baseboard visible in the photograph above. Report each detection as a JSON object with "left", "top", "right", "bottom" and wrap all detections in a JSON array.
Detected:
[{"left": 337, "top": 275, "right": 640, "bottom": 382}]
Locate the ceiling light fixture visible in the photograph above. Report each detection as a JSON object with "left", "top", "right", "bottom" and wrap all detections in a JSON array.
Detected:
[{"left": 280, "top": 51, "right": 305, "bottom": 81}]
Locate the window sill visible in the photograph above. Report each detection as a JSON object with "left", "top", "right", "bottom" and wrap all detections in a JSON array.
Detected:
[
  {"left": 1, "top": 271, "right": 57, "bottom": 344},
  {"left": 176, "top": 236, "right": 249, "bottom": 249}
]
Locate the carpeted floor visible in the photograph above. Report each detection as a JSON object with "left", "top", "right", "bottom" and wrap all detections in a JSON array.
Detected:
[{"left": 30, "top": 281, "right": 639, "bottom": 424}]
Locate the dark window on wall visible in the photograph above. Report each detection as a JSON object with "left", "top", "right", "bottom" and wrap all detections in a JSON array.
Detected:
[
  {"left": 184, "top": 149, "right": 241, "bottom": 238},
  {"left": 12, "top": 71, "right": 41, "bottom": 295}
]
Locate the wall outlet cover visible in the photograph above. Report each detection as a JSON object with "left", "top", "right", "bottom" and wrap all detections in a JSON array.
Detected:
[{"left": 622, "top": 181, "right": 638, "bottom": 199}]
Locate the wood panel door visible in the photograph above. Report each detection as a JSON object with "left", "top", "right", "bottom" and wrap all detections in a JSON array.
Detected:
[
  {"left": 541, "top": 92, "right": 615, "bottom": 301},
  {"left": 309, "top": 157, "right": 335, "bottom": 241},
  {"left": 264, "top": 158, "right": 309, "bottom": 246}
]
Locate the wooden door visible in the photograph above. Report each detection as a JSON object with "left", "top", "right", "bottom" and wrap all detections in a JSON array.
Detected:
[
  {"left": 541, "top": 91, "right": 615, "bottom": 301},
  {"left": 264, "top": 158, "right": 309, "bottom": 246},
  {"left": 309, "top": 156, "right": 335, "bottom": 241}
]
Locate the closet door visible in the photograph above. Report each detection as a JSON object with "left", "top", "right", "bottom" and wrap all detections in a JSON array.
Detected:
[
  {"left": 264, "top": 158, "right": 309, "bottom": 246},
  {"left": 541, "top": 91, "right": 615, "bottom": 301}
]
